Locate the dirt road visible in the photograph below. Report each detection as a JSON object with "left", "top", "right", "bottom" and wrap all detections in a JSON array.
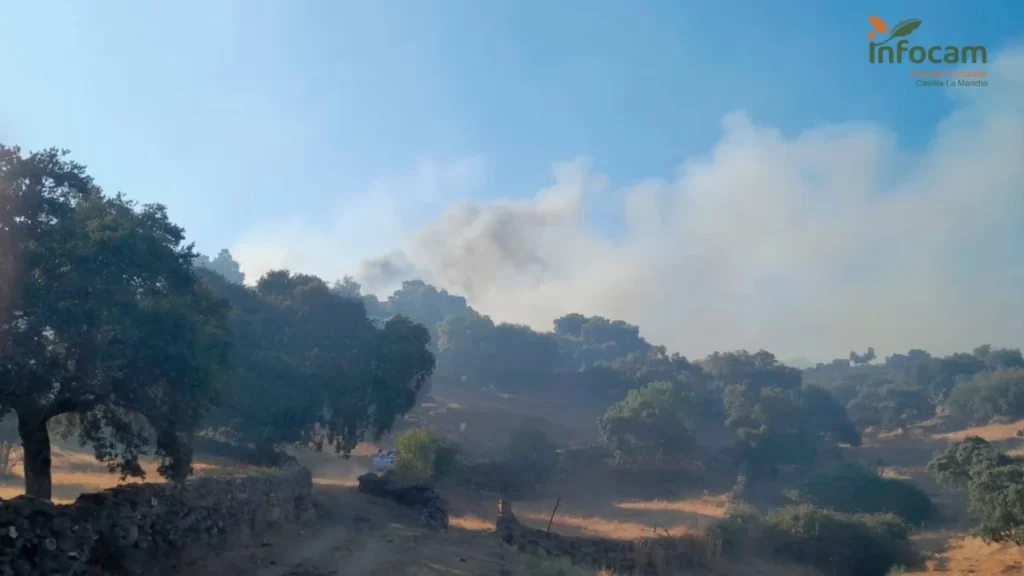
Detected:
[{"left": 174, "top": 483, "right": 513, "bottom": 576}]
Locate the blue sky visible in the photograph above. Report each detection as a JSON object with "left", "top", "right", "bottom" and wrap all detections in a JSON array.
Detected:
[
  {"left": 1, "top": 0, "right": 1022, "bottom": 359},
  {"left": 2, "top": 0, "right": 1020, "bottom": 253}
]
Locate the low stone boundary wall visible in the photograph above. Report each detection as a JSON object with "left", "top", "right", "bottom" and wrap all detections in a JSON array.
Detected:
[
  {"left": 0, "top": 465, "right": 315, "bottom": 575},
  {"left": 356, "top": 472, "right": 449, "bottom": 530},
  {"left": 494, "top": 501, "right": 714, "bottom": 575}
]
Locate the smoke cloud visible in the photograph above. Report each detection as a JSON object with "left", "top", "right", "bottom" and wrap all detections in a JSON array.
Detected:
[{"left": 239, "top": 49, "right": 1024, "bottom": 362}]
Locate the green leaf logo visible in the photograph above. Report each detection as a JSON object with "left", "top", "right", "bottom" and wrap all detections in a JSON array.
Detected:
[
  {"left": 889, "top": 19, "right": 922, "bottom": 39},
  {"left": 869, "top": 17, "right": 922, "bottom": 46}
]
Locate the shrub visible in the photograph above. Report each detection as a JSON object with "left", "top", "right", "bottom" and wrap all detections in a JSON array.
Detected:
[
  {"left": 502, "top": 425, "right": 560, "bottom": 495},
  {"left": 927, "top": 436, "right": 1012, "bottom": 489},
  {"left": 765, "top": 505, "right": 914, "bottom": 576},
  {"left": 709, "top": 504, "right": 914, "bottom": 576},
  {"left": 598, "top": 381, "right": 699, "bottom": 471},
  {"left": 394, "top": 428, "right": 461, "bottom": 484},
  {"left": 928, "top": 438, "right": 1024, "bottom": 545},
  {"left": 787, "top": 462, "right": 934, "bottom": 525},
  {"left": 945, "top": 368, "right": 1024, "bottom": 426}
]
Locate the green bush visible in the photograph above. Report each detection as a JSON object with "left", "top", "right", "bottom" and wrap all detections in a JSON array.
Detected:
[
  {"left": 770, "top": 505, "right": 914, "bottom": 576},
  {"left": 945, "top": 368, "right": 1024, "bottom": 426},
  {"left": 502, "top": 425, "right": 560, "bottom": 494},
  {"left": 394, "top": 428, "right": 461, "bottom": 484},
  {"left": 788, "top": 462, "right": 934, "bottom": 525},
  {"left": 709, "top": 504, "right": 915, "bottom": 576}
]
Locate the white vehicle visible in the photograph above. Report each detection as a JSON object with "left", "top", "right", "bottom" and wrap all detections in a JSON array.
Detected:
[{"left": 371, "top": 450, "right": 396, "bottom": 473}]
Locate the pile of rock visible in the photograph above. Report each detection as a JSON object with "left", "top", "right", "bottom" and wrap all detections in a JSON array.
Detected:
[
  {"left": 0, "top": 465, "right": 316, "bottom": 575},
  {"left": 356, "top": 473, "right": 449, "bottom": 531}
]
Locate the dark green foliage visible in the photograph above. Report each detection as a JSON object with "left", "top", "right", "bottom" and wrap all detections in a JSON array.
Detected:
[
  {"left": 849, "top": 347, "right": 876, "bottom": 366},
  {"left": 719, "top": 355, "right": 861, "bottom": 471},
  {"left": 966, "top": 462, "right": 1024, "bottom": 544},
  {"left": 194, "top": 249, "right": 245, "bottom": 285},
  {"left": 711, "top": 505, "right": 915, "bottom": 576},
  {"left": 555, "top": 315, "right": 653, "bottom": 370},
  {"left": 501, "top": 425, "right": 560, "bottom": 494},
  {"left": 394, "top": 428, "right": 461, "bottom": 484},
  {"left": 435, "top": 313, "right": 558, "bottom": 388},
  {"left": 974, "top": 345, "right": 1024, "bottom": 371},
  {"left": 387, "top": 280, "right": 472, "bottom": 349},
  {"left": 201, "top": 270, "right": 435, "bottom": 455},
  {"left": 928, "top": 437, "right": 1024, "bottom": 544},
  {"left": 763, "top": 505, "right": 914, "bottom": 576},
  {"left": 799, "top": 385, "right": 861, "bottom": 447},
  {"left": 805, "top": 345, "right": 1019, "bottom": 431},
  {"left": 552, "top": 313, "right": 587, "bottom": 338},
  {"left": 703, "top": 350, "right": 802, "bottom": 392},
  {"left": 926, "top": 436, "right": 1012, "bottom": 489},
  {"left": 598, "top": 381, "right": 699, "bottom": 471},
  {"left": 0, "top": 145, "right": 231, "bottom": 499},
  {"left": 725, "top": 384, "right": 820, "bottom": 469},
  {"left": 945, "top": 369, "right": 1024, "bottom": 426},
  {"left": 583, "top": 347, "right": 710, "bottom": 402},
  {"left": 846, "top": 382, "right": 933, "bottom": 429},
  {"left": 788, "top": 462, "right": 934, "bottom": 524}
]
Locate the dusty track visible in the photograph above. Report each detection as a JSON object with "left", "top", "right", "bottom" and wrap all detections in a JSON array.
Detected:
[{"left": 175, "top": 483, "right": 513, "bottom": 576}]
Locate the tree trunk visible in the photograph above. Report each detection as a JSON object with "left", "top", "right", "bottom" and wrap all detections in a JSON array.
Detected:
[{"left": 18, "top": 415, "right": 53, "bottom": 500}]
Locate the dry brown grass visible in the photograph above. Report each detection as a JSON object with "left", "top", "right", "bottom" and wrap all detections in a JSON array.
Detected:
[
  {"left": 880, "top": 467, "right": 915, "bottom": 480},
  {"left": 614, "top": 494, "right": 730, "bottom": 519},
  {"left": 448, "top": 514, "right": 495, "bottom": 532},
  {"left": 933, "top": 418, "right": 1024, "bottom": 442},
  {"left": 850, "top": 421, "right": 1024, "bottom": 575},
  {"left": 520, "top": 511, "right": 695, "bottom": 540},
  {"left": 0, "top": 445, "right": 257, "bottom": 504},
  {"left": 906, "top": 536, "right": 1024, "bottom": 575}
]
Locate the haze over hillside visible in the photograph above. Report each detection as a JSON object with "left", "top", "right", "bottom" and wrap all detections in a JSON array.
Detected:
[{"left": 233, "top": 49, "right": 1024, "bottom": 362}]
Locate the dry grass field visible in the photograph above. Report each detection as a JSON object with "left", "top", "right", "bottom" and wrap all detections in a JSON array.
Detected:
[
  {"left": 5, "top": 402, "right": 1024, "bottom": 574},
  {"left": 0, "top": 442, "right": 252, "bottom": 503},
  {"left": 854, "top": 418, "right": 1024, "bottom": 575}
]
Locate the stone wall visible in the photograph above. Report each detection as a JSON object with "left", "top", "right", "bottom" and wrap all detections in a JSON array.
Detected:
[
  {"left": 495, "top": 501, "right": 715, "bottom": 575},
  {"left": 356, "top": 472, "right": 448, "bottom": 531},
  {"left": 0, "top": 465, "right": 315, "bottom": 576}
]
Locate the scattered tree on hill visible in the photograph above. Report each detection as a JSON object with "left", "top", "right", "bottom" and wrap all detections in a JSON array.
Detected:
[
  {"left": 194, "top": 248, "right": 245, "bottom": 285},
  {"left": 386, "top": 280, "right": 471, "bottom": 345},
  {"left": 805, "top": 345, "right": 1024, "bottom": 431},
  {"left": 850, "top": 347, "right": 876, "bottom": 366},
  {"left": 926, "top": 436, "right": 1012, "bottom": 489},
  {"left": 945, "top": 368, "right": 1024, "bottom": 426},
  {"left": 706, "top": 351, "right": 859, "bottom": 471},
  {"left": 200, "top": 270, "right": 435, "bottom": 456},
  {"left": 973, "top": 345, "right": 1024, "bottom": 371},
  {"left": 928, "top": 437, "right": 1024, "bottom": 544},
  {"left": 703, "top": 350, "right": 803, "bottom": 392},
  {"left": 332, "top": 275, "right": 363, "bottom": 298},
  {"left": 0, "top": 145, "right": 231, "bottom": 499},
  {"left": 799, "top": 385, "right": 861, "bottom": 446},
  {"left": 435, "top": 313, "right": 558, "bottom": 389},
  {"left": 846, "top": 382, "right": 933, "bottom": 430},
  {"left": 598, "top": 381, "right": 700, "bottom": 471},
  {"left": 502, "top": 424, "right": 560, "bottom": 492}
]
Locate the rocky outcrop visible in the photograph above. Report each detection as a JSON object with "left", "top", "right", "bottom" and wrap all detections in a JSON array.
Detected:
[
  {"left": 356, "top": 473, "right": 449, "bottom": 531},
  {"left": 0, "top": 465, "right": 315, "bottom": 576}
]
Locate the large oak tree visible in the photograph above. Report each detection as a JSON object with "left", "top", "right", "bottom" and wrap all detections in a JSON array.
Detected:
[
  {"left": 200, "top": 269, "right": 435, "bottom": 456},
  {"left": 0, "top": 145, "right": 230, "bottom": 499}
]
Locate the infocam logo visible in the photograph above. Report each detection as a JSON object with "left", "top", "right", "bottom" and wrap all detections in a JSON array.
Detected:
[{"left": 868, "top": 16, "right": 987, "bottom": 65}]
